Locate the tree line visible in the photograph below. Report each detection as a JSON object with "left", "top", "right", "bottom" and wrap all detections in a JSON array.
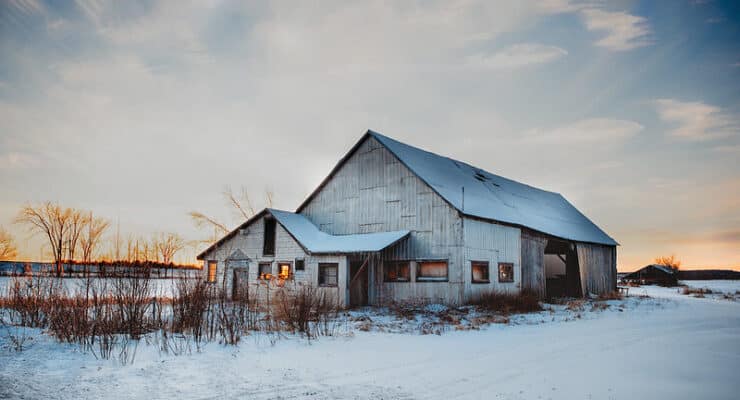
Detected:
[{"left": 3, "top": 202, "right": 187, "bottom": 276}]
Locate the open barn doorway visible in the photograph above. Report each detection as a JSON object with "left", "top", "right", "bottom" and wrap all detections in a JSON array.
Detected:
[{"left": 544, "top": 239, "right": 582, "bottom": 298}]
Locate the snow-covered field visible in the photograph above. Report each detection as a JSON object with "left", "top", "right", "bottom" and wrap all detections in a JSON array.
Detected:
[{"left": 1, "top": 281, "right": 739, "bottom": 400}]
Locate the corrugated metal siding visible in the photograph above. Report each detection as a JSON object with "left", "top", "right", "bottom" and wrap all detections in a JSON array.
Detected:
[
  {"left": 576, "top": 243, "right": 617, "bottom": 296},
  {"left": 300, "top": 137, "right": 465, "bottom": 304},
  {"left": 463, "top": 217, "right": 522, "bottom": 298}
]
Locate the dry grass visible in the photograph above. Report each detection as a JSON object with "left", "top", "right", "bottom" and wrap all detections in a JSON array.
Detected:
[{"left": 469, "top": 290, "right": 542, "bottom": 315}]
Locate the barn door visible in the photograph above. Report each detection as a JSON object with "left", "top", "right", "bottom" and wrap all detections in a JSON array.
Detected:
[
  {"left": 349, "top": 259, "right": 369, "bottom": 307},
  {"left": 232, "top": 268, "right": 249, "bottom": 300}
]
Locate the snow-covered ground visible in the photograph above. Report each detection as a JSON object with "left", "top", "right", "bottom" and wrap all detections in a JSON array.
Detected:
[{"left": 2, "top": 282, "right": 739, "bottom": 400}]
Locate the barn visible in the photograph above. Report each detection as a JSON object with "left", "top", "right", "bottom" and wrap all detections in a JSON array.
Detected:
[
  {"left": 621, "top": 264, "right": 679, "bottom": 286},
  {"left": 197, "top": 130, "right": 618, "bottom": 306}
]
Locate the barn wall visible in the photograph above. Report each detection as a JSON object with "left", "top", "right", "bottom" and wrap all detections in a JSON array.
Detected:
[
  {"left": 576, "top": 242, "right": 617, "bottom": 296},
  {"left": 462, "top": 217, "right": 522, "bottom": 299},
  {"left": 200, "top": 214, "right": 347, "bottom": 306},
  {"left": 520, "top": 231, "right": 547, "bottom": 298},
  {"left": 300, "top": 136, "right": 465, "bottom": 304}
]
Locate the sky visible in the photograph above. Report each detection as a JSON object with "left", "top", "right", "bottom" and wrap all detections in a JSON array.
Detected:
[{"left": 0, "top": 0, "right": 738, "bottom": 270}]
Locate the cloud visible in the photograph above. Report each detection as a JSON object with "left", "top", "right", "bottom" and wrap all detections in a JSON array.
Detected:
[
  {"left": 467, "top": 43, "right": 567, "bottom": 70},
  {"left": 654, "top": 99, "right": 738, "bottom": 140},
  {"left": 524, "top": 118, "right": 644, "bottom": 143},
  {"left": 7, "top": 0, "right": 44, "bottom": 15},
  {"left": 580, "top": 8, "right": 652, "bottom": 51}
]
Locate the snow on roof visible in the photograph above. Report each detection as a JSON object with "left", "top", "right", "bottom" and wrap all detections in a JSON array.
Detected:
[
  {"left": 648, "top": 264, "right": 677, "bottom": 275},
  {"left": 368, "top": 130, "right": 618, "bottom": 246},
  {"left": 269, "top": 209, "right": 410, "bottom": 254}
]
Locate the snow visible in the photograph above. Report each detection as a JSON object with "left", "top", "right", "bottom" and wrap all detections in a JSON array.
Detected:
[
  {"left": 0, "top": 276, "right": 183, "bottom": 298},
  {"left": 2, "top": 281, "right": 739, "bottom": 399},
  {"left": 269, "top": 208, "right": 410, "bottom": 253},
  {"left": 369, "top": 130, "right": 618, "bottom": 246}
]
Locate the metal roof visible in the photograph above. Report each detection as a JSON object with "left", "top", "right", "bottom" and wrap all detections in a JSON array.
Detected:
[{"left": 366, "top": 130, "right": 618, "bottom": 246}]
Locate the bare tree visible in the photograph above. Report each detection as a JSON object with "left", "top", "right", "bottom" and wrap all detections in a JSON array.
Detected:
[
  {"left": 155, "top": 232, "right": 185, "bottom": 264},
  {"left": 0, "top": 226, "right": 18, "bottom": 261},
  {"left": 79, "top": 212, "right": 110, "bottom": 263},
  {"left": 655, "top": 255, "right": 681, "bottom": 271},
  {"left": 15, "top": 202, "right": 71, "bottom": 276},
  {"left": 189, "top": 186, "right": 274, "bottom": 244},
  {"left": 66, "top": 209, "right": 87, "bottom": 262}
]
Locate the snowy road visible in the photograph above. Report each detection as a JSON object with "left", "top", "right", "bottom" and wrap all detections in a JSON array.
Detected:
[{"left": 1, "top": 284, "right": 739, "bottom": 400}]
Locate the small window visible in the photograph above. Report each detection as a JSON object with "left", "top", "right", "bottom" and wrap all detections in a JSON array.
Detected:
[
  {"left": 258, "top": 262, "right": 272, "bottom": 280},
  {"left": 207, "top": 261, "right": 217, "bottom": 283},
  {"left": 498, "top": 262, "right": 514, "bottom": 282},
  {"left": 384, "top": 261, "right": 410, "bottom": 282},
  {"left": 277, "top": 262, "right": 292, "bottom": 280},
  {"left": 295, "top": 259, "right": 305, "bottom": 271},
  {"left": 471, "top": 261, "right": 489, "bottom": 284},
  {"left": 263, "top": 218, "right": 276, "bottom": 256},
  {"left": 416, "top": 261, "right": 448, "bottom": 282},
  {"left": 318, "top": 263, "right": 338, "bottom": 287}
]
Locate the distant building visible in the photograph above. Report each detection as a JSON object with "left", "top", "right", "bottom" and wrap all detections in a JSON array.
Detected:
[{"left": 621, "top": 264, "right": 678, "bottom": 286}]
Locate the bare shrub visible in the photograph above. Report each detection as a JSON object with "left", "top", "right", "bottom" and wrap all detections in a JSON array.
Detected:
[
  {"left": 274, "top": 286, "right": 340, "bottom": 338},
  {"left": 597, "top": 291, "right": 623, "bottom": 301},
  {"left": 470, "top": 290, "right": 542, "bottom": 315}
]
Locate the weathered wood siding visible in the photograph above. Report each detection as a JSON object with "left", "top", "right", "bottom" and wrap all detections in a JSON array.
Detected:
[
  {"left": 463, "top": 217, "right": 522, "bottom": 298},
  {"left": 300, "top": 136, "right": 465, "bottom": 304},
  {"left": 576, "top": 243, "right": 617, "bottom": 296},
  {"left": 200, "top": 214, "right": 347, "bottom": 305},
  {"left": 520, "top": 231, "right": 547, "bottom": 298}
]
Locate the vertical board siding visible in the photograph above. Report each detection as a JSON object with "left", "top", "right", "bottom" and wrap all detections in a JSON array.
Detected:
[
  {"left": 520, "top": 231, "right": 547, "bottom": 298},
  {"left": 201, "top": 214, "right": 347, "bottom": 305},
  {"left": 576, "top": 243, "right": 617, "bottom": 296},
  {"left": 463, "top": 217, "right": 522, "bottom": 299},
  {"left": 301, "top": 137, "right": 465, "bottom": 305}
]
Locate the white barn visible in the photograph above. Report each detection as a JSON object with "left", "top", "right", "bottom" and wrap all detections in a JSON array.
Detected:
[{"left": 197, "top": 130, "right": 618, "bottom": 307}]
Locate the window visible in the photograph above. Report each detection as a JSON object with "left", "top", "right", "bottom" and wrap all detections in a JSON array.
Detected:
[
  {"left": 416, "top": 261, "right": 448, "bottom": 282},
  {"left": 318, "top": 263, "right": 338, "bottom": 287},
  {"left": 498, "top": 262, "right": 514, "bottom": 282},
  {"left": 263, "top": 218, "right": 276, "bottom": 256},
  {"left": 258, "top": 262, "right": 272, "bottom": 280},
  {"left": 384, "top": 261, "right": 410, "bottom": 282},
  {"left": 295, "top": 258, "right": 305, "bottom": 271},
  {"left": 207, "top": 261, "right": 217, "bottom": 283},
  {"left": 471, "top": 261, "right": 489, "bottom": 284},
  {"left": 277, "top": 262, "right": 292, "bottom": 280}
]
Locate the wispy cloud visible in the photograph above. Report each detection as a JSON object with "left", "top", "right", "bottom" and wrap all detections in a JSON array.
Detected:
[
  {"left": 467, "top": 43, "right": 567, "bottom": 70},
  {"left": 655, "top": 99, "right": 738, "bottom": 140},
  {"left": 525, "top": 118, "right": 644, "bottom": 143},
  {"left": 580, "top": 9, "right": 652, "bottom": 51},
  {"left": 7, "top": 0, "right": 44, "bottom": 15}
]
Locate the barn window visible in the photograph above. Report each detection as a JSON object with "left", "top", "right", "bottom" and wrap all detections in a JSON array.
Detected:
[
  {"left": 277, "top": 262, "right": 292, "bottom": 280},
  {"left": 416, "top": 261, "right": 448, "bottom": 282},
  {"left": 258, "top": 262, "right": 272, "bottom": 280},
  {"left": 263, "top": 217, "right": 276, "bottom": 256},
  {"left": 498, "top": 263, "right": 514, "bottom": 282},
  {"left": 471, "top": 261, "right": 489, "bottom": 283},
  {"left": 318, "top": 263, "right": 338, "bottom": 287},
  {"left": 207, "top": 261, "right": 217, "bottom": 283},
  {"left": 295, "top": 258, "right": 305, "bottom": 271},
  {"left": 384, "top": 261, "right": 410, "bottom": 282}
]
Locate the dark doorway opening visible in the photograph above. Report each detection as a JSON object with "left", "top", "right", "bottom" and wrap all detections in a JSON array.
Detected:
[
  {"left": 544, "top": 239, "right": 582, "bottom": 298},
  {"left": 349, "top": 258, "right": 369, "bottom": 307},
  {"left": 232, "top": 268, "right": 249, "bottom": 300}
]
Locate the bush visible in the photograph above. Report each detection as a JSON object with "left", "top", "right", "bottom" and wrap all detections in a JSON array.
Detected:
[{"left": 469, "top": 290, "right": 542, "bottom": 315}]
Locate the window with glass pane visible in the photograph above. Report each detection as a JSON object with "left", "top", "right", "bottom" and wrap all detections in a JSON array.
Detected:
[
  {"left": 471, "top": 261, "right": 489, "bottom": 283},
  {"left": 277, "top": 262, "right": 291, "bottom": 280},
  {"left": 207, "top": 261, "right": 217, "bottom": 283},
  {"left": 318, "top": 263, "right": 338, "bottom": 287},
  {"left": 498, "top": 262, "right": 514, "bottom": 282},
  {"left": 416, "top": 261, "right": 448, "bottom": 282},
  {"left": 384, "top": 261, "right": 410, "bottom": 282},
  {"left": 258, "top": 262, "right": 272, "bottom": 280}
]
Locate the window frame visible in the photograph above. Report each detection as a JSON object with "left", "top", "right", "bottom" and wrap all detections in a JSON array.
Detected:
[
  {"left": 206, "top": 261, "right": 218, "bottom": 283},
  {"left": 384, "top": 260, "right": 411, "bottom": 282},
  {"left": 294, "top": 258, "right": 305, "bottom": 271},
  {"left": 277, "top": 261, "right": 293, "bottom": 280},
  {"left": 498, "top": 262, "right": 514, "bottom": 283},
  {"left": 415, "top": 260, "right": 449, "bottom": 282},
  {"left": 258, "top": 262, "right": 273, "bottom": 280},
  {"left": 318, "top": 263, "right": 338, "bottom": 287},
  {"left": 471, "top": 260, "right": 490, "bottom": 284}
]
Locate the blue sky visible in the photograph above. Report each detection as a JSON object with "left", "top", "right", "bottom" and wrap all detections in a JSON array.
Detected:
[{"left": 0, "top": 0, "right": 738, "bottom": 269}]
